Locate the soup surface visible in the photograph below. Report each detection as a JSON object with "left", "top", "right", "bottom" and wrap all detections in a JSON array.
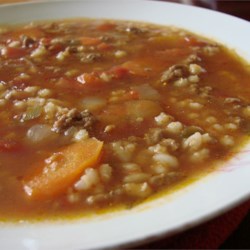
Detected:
[{"left": 0, "top": 19, "right": 250, "bottom": 220}]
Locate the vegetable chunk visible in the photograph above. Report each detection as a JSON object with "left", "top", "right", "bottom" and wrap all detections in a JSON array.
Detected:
[{"left": 23, "top": 138, "right": 103, "bottom": 200}]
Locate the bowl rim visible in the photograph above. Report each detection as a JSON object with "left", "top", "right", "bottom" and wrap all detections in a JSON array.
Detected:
[{"left": 0, "top": 1, "right": 250, "bottom": 249}]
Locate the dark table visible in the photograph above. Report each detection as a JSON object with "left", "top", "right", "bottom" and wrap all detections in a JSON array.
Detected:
[{"left": 159, "top": 0, "right": 250, "bottom": 21}]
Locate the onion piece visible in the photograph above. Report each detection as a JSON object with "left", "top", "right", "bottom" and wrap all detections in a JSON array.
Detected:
[
  {"left": 81, "top": 96, "right": 106, "bottom": 112},
  {"left": 26, "top": 124, "right": 58, "bottom": 145},
  {"left": 22, "top": 105, "right": 42, "bottom": 121},
  {"left": 126, "top": 100, "right": 162, "bottom": 120},
  {"left": 132, "top": 84, "right": 160, "bottom": 101}
]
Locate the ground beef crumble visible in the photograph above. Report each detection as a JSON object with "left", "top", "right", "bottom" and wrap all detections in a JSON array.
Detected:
[{"left": 52, "top": 108, "right": 96, "bottom": 133}]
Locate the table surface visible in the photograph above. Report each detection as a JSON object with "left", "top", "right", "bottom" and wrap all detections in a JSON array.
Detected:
[{"left": 0, "top": 0, "right": 249, "bottom": 249}]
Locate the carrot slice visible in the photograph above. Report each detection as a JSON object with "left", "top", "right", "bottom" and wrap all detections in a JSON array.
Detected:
[{"left": 23, "top": 138, "right": 103, "bottom": 200}]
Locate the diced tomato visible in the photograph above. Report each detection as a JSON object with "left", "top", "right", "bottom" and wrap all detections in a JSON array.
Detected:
[
  {"left": 96, "top": 23, "right": 116, "bottom": 31},
  {"left": 97, "top": 42, "right": 113, "bottom": 51},
  {"left": 77, "top": 72, "right": 102, "bottom": 85},
  {"left": 1, "top": 47, "right": 27, "bottom": 59},
  {"left": 128, "top": 90, "right": 139, "bottom": 100},
  {"left": 0, "top": 140, "right": 22, "bottom": 153},
  {"left": 80, "top": 37, "right": 101, "bottom": 46},
  {"left": 39, "top": 37, "right": 52, "bottom": 46},
  {"left": 48, "top": 43, "right": 64, "bottom": 54},
  {"left": 56, "top": 74, "right": 103, "bottom": 91},
  {"left": 108, "top": 66, "right": 129, "bottom": 79}
]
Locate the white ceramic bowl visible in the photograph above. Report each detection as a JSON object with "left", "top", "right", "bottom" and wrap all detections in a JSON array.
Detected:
[{"left": 0, "top": 1, "right": 250, "bottom": 249}]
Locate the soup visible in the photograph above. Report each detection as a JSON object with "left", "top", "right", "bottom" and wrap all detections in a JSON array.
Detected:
[{"left": 0, "top": 19, "right": 250, "bottom": 220}]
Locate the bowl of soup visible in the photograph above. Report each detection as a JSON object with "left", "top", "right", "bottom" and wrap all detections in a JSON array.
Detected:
[{"left": 0, "top": 0, "right": 250, "bottom": 249}]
